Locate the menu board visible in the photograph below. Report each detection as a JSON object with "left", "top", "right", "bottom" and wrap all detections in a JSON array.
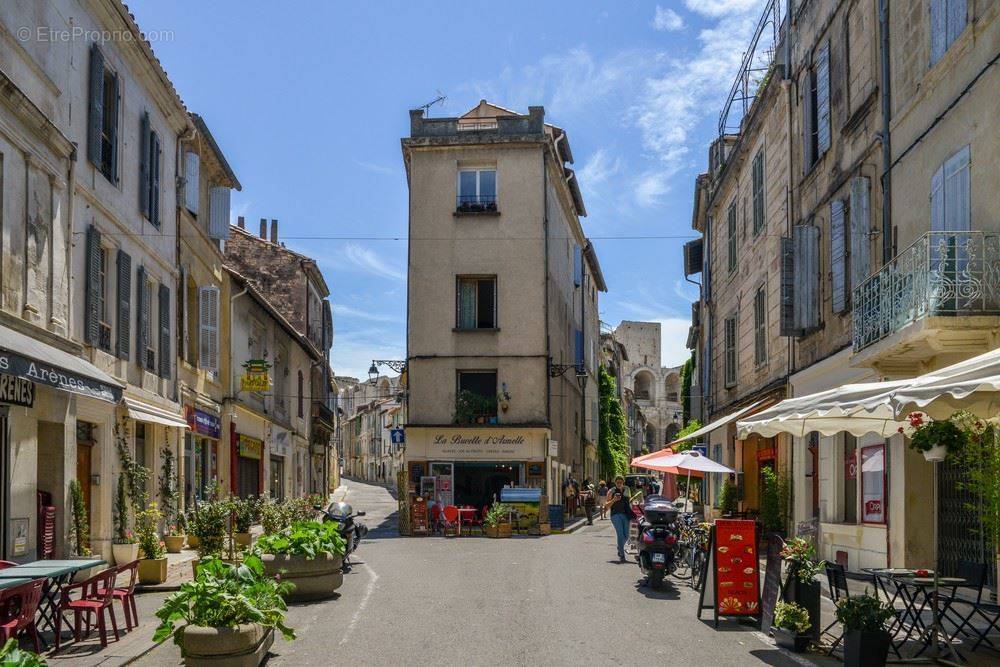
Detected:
[
  {"left": 713, "top": 520, "right": 760, "bottom": 619},
  {"left": 759, "top": 533, "right": 785, "bottom": 631},
  {"left": 410, "top": 497, "right": 429, "bottom": 536}
]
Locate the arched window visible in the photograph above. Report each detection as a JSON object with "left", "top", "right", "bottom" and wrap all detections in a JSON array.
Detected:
[
  {"left": 634, "top": 370, "right": 655, "bottom": 401},
  {"left": 297, "top": 370, "right": 304, "bottom": 418}
]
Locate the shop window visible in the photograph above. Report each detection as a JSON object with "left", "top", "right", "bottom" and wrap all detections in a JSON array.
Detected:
[
  {"left": 860, "top": 444, "right": 886, "bottom": 523},
  {"left": 842, "top": 434, "right": 858, "bottom": 524}
]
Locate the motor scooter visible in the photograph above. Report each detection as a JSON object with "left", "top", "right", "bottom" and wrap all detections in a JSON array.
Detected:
[
  {"left": 316, "top": 501, "right": 368, "bottom": 571},
  {"left": 635, "top": 495, "right": 680, "bottom": 589}
]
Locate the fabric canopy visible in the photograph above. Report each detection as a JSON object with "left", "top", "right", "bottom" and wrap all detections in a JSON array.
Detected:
[
  {"left": 123, "top": 397, "right": 190, "bottom": 429},
  {"left": 635, "top": 450, "right": 736, "bottom": 474},
  {"left": 630, "top": 448, "right": 704, "bottom": 477},
  {"left": 737, "top": 346, "right": 1000, "bottom": 438},
  {"left": 663, "top": 399, "right": 768, "bottom": 448}
]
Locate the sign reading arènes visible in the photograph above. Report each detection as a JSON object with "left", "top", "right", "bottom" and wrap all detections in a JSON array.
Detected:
[
  {"left": 0, "top": 374, "right": 34, "bottom": 408},
  {"left": 0, "top": 351, "right": 120, "bottom": 403},
  {"left": 407, "top": 428, "right": 547, "bottom": 461}
]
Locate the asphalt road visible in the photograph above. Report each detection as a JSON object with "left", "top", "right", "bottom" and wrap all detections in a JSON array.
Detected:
[{"left": 138, "top": 479, "right": 812, "bottom": 666}]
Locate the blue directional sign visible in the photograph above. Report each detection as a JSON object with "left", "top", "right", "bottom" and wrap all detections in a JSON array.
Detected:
[
  {"left": 390, "top": 428, "right": 405, "bottom": 445},
  {"left": 692, "top": 443, "right": 708, "bottom": 458}
]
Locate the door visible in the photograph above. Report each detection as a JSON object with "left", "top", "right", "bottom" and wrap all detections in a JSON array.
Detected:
[
  {"left": 237, "top": 457, "right": 259, "bottom": 498},
  {"left": 75, "top": 444, "right": 93, "bottom": 521},
  {"left": 938, "top": 457, "right": 994, "bottom": 587},
  {"left": 429, "top": 462, "right": 453, "bottom": 506}
]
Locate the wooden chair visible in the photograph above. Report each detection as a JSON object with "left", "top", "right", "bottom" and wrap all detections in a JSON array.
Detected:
[
  {"left": 0, "top": 579, "right": 44, "bottom": 652},
  {"left": 96, "top": 560, "right": 139, "bottom": 632},
  {"left": 54, "top": 568, "right": 120, "bottom": 650}
]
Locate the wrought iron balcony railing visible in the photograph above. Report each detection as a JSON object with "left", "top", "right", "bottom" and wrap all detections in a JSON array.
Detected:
[
  {"left": 456, "top": 194, "right": 497, "bottom": 213},
  {"left": 853, "top": 231, "right": 1000, "bottom": 352}
]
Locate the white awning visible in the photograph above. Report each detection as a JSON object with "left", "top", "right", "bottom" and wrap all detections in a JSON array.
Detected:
[
  {"left": 123, "top": 397, "right": 189, "bottom": 429},
  {"left": 737, "top": 346, "right": 1000, "bottom": 438},
  {"left": 667, "top": 399, "right": 768, "bottom": 447}
]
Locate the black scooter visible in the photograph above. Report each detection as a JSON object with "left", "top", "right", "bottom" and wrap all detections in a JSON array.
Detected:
[
  {"left": 316, "top": 501, "right": 368, "bottom": 571},
  {"left": 635, "top": 495, "right": 680, "bottom": 589}
]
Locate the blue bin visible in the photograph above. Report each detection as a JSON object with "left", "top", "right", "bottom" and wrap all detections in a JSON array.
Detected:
[{"left": 548, "top": 504, "right": 565, "bottom": 530}]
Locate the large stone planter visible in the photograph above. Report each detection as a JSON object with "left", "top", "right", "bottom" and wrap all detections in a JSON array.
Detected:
[
  {"left": 181, "top": 623, "right": 273, "bottom": 667},
  {"left": 112, "top": 542, "right": 140, "bottom": 566},
  {"left": 164, "top": 535, "right": 185, "bottom": 553},
  {"left": 187, "top": 535, "right": 201, "bottom": 550},
  {"left": 234, "top": 532, "right": 253, "bottom": 548},
  {"left": 138, "top": 557, "right": 168, "bottom": 584},
  {"left": 260, "top": 553, "right": 343, "bottom": 602}
]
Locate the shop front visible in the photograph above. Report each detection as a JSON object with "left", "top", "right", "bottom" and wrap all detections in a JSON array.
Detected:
[
  {"left": 236, "top": 434, "right": 263, "bottom": 498},
  {"left": 268, "top": 426, "right": 291, "bottom": 501},
  {"left": 403, "top": 427, "right": 549, "bottom": 509},
  {"left": 184, "top": 403, "right": 222, "bottom": 505}
]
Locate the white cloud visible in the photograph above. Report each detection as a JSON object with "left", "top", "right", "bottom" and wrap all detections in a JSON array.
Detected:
[
  {"left": 342, "top": 244, "right": 406, "bottom": 282},
  {"left": 652, "top": 6, "right": 684, "bottom": 31},
  {"left": 579, "top": 148, "right": 622, "bottom": 187},
  {"left": 683, "top": 0, "right": 760, "bottom": 17},
  {"left": 330, "top": 326, "right": 404, "bottom": 380},
  {"left": 634, "top": 170, "right": 671, "bottom": 207},
  {"left": 355, "top": 160, "right": 396, "bottom": 176},
  {"left": 332, "top": 303, "right": 400, "bottom": 323},
  {"left": 673, "top": 279, "right": 699, "bottom": 302}
]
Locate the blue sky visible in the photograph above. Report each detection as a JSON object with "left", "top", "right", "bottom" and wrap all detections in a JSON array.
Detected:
[{"left": 129, "top": 0, "right": 765, "bottom": 377}]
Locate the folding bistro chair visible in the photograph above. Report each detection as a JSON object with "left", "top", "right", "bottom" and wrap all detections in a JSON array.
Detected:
[
  {"left": 0, "top": 579, "right": 44, "bottom": 652},
  {"left": 54, "top": 568, "right": 121, "bottom": 651},
  {"left": 96, "top": 560, "right": 139, "bottom": 632},
  {"left": 441, "top": 505, "right": 460, "bottom": 537},
  {"left": 937, "top": 561, "right": 988, "bottom": 643},
  {"left": 822, "top": 563, "right": 850, "bottom": 654}
]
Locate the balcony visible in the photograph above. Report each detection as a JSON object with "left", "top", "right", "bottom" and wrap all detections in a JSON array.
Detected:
[
  {"left": 455, "top": 194, "right": 497, "bottom": 214},
  {"left": 852, "top": 231, "right": 1000, "bottom": 373}
]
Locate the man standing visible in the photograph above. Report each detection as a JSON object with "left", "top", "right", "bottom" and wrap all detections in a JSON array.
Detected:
[
  {"left": 582, "top": 478, "right": 596, "bottom": 525},
  {"left": 605, "top": 476, "right": 632, "bottom": 562}
]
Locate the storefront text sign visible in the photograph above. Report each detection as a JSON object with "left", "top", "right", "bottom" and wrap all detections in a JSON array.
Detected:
[
  {"left": 238, "top": 434, "right": 263, "bottom": 460},
  {"left": 433, "top": 433, "right": 525, "bottom": 457},
  {"left": 0, "top": 374, "right": 34, "bottom": 408},
  {"left": 240, "top": 359, "right": 271, "bottom": 393},
  {"left": 0, "top": 351, "right": 121, "bottom": 403},
  {"left": 185, "top": 406, "right": 221, "bottom": 439},
  {"left": 407, "top": 427, "right": 546, "bottom": 461}
]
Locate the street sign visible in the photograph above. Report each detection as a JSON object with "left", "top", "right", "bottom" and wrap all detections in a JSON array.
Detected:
[
  {"left": 390, "top": 428, "right": 405, "bottom": 445},
  {"left": 693, "top": 443, "right": 708, "bottom": 458}
]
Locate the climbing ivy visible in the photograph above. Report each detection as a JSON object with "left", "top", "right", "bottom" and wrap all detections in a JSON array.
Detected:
[{"left": 598, "top": 366, "right": 629, "bottom": 479}]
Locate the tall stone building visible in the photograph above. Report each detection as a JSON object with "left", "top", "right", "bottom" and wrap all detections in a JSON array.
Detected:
[
  {"left": 612, "top": 322, "right": 683, "bottom": 450},
  {"left": 401, "top": 101, "right": 606, "bottom": 507}
]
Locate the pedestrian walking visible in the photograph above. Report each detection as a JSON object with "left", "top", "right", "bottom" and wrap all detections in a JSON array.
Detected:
[
  {"left": 597, "top": 480, "right": 608, "bottom": 519},
  {"left": 605, "top": 476, "right": 632, "bottom": 562},
  {"left": 563, "top": 475, "right": 576, "bottom": 517},
  {"left": 582, "top": 478, "right": 596, "bottom": 525}
]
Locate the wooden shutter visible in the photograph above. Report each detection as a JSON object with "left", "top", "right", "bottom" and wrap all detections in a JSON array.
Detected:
[
  {"left": 116, "top": 249, "right": 131, "bottom": 360},
  {"left": 831, "top": 199, "right": 848, "bottom": 314},
  {"left": 139, "top": 112, "right": 150, "bottom": 217},
  {"left": 780, "top": 237, "right": 797, "bottom": 335},
  {"left": 752, "top": 151, "right": 764, "bottom": 235},
  {"left": 930, "top": 0, "right": 948, "bottom": 65},
  {"left": 724, "top": 317, "right": 737, "bottom": 387},
  {"left": 947, "top": 0, "right": 967, "bottom": 47},
  {"left": 794, "top": 224, "right": 820, "bottom": 333},
  {"left": 322, "top": 300, "right": 333, "bottom": 350},
  {"left": 199, "top": 286, "right": 219, "bottom": 373},
  {"left": 149, "top": 131, "right": 161, "bottom": 227},
  {"left": 185, "top": 152, "right": 200, "bottom": 213},
  {"left": 802, "top": 71, "right": 815, "bottom": 170},
  {"left": 943, "top": 146, "right": 970, "bottom": 232},
  {"left": 816, "top": 42, "right": 831, "bottom": 155},
  {"left": 208, "top": 187, "right": 231, "bottom": 240},
  {"left": 158, "top": 283, "right": 171, "bottom": 378},
  {"left": 727, "top": 202, "right": 737, "bottom": 272},
  {"left": 850, "top": 177, "right": 872, "bottom": 291},
  {"left": 573, "top": 245, "right": 583, "bottom": 286},
  {"left": 108, "top": 73, "right": 120, "bottom": 183},
  {"left": 136, "top": 266, "right": 148, "bottom": 367},
  {"left": 87, "top": 45, "right": 104, "bottom": 167},
  {"left": 575, "top": 329, "right": 585, "bottom": 371},
  {"left": 84, "top": 225, "right": 102, "bottom": 346},
  {"left": 931, "top": 163, "right": 945, "bottom": 231}
]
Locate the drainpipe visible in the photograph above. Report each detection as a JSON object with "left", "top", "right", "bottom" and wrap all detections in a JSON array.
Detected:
[
  {"left": 229, "top": 284, "right": 248, "bottom": 495},
  {"left": 542, "top": 147, "right": 552, "bottom": 497}
]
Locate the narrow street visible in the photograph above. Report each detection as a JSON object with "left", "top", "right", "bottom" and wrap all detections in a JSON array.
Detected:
[{"left": 140, "top": 479, "right": 804, "bottom": 666}]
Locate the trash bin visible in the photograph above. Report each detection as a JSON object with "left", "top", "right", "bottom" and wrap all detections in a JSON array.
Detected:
[{"left": 548, "top": 504, "right": 565, "bottom": 530}]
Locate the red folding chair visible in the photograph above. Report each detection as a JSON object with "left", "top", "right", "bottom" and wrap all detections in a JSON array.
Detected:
[
  {"left": 96, "top": 560, "right": 139, "bottom": 631},
  {"left": 0, "top": 579, "right": 43, "bottom": 652},
  {"left": 464, "top": 508, "right": 483, "bottom": 535},
  {"left": 442, "top": 506, "right": 459, "bottom": 537},
  {"left": 0, "top": 561, "right": 17, "bottom": 570},
  {"left": 54, "top": 568, "right": 120, "bottom": 650},
  {"left": 429, "top": 504, "right": 443, "bottom": 534}
]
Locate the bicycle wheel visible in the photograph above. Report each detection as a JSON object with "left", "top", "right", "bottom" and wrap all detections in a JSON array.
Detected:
[
  {"left": 689, "top": 549, "right": 706, "bottom": 589},
  {"left": 673, "top": 543, "right": 692, "bottom": 579}
]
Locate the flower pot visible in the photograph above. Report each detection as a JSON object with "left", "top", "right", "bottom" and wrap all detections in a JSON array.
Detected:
[
  {"left": 164, "top": 535, "right": 185, "bottom": 553},
  {"left": 260, "top": 553, "right": 343, "bottom": 602},
  {"left": 843, "top": 630, "right": 890, "bottom": 667},
  {"left": 186, "top": 535, "right": 201, "bottom": 550},
  {"left": 234, "top": 532, "right": 253, "bottom": 548},
  {"left": 138, "top": 557, "right": 168, "bottom": 584},
  {"left": 498, "top": 523, "right": 512, "bottom": 538},
  {"left": 112, "top": 542, "right": 140, "bottom": 566},
  {"left": 537, "top": 523, "right": 551, "bottom": 536},
  {"left": 180, "top": 623, "right": 273, "bottom": 667},
  {"left": 773, "top": 627, "right": 810, "bottom": 653},
  {"left": 922, "top": 444, "right": 947, "bottom": 462},
  {"left": 485, "top": 525, "right": 500, "bottom": 538},
  {"left": 786, "top": 578, "right": 821, "bottom": 642}
]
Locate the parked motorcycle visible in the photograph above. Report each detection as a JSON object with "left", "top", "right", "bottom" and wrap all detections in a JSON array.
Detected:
[
  {"left": 316, "top": 501, "right": 368, "bottom": 571},
  {"left": 635, "top": 495, "right": 680, "bottom": 589}
]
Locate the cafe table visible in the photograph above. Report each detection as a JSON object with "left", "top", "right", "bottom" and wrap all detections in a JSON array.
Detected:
[
  {"left": 0, "top": 558, "right": 106, "bottom": 645},
  {"left": 456, "top": 508, "right": 479, "bottom": 536},
  {"left": 0, "top": 577, "right": 34, "bottom": 591}
]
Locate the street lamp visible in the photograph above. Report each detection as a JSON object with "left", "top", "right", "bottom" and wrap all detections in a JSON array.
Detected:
[{"left": 368, "top": 359, "right": 407, "bottom": 385}]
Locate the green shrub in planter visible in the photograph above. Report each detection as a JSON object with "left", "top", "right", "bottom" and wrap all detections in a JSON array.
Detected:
[
  {"left": 0, "top": 638, "right": 46, "bottom": 666},
  {"left": 189, "top": 499, "right": 228, "bottom": 559},
  {"left": 835, "top": 592, "right": 895, "bottom": 667},
  {"left": 255, "top": 521, "right": 346, "bottom": 601},
  {"left": 255, "top": 521, "right": 345, "bottom": 559},
  {"left": 773, "top": 601, "right": 811, "bottom": 652}
]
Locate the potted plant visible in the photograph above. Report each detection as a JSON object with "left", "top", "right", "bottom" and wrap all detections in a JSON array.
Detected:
[
  {"left": 901, "top": 412, "right": 967, "bottom": 462},
  {"left": 68, "top": 479, "right": 91, "bottom": 558},
  {"left": 0, "top": 637, "right": 46, "bottom": 667},
  {"left": 256, "top": 520, "right": 346, "bottom": 601},
  {"left": 781, "top": 537, "right": 824, "bottom": 641},
  {"left": 164, "top": 523, "right": 185, "bottom": 554},
  {"left": 773, "top": 601, "right": 811, "bottom": 652},
  {"left": 112, "top": 474, "right": 140, "bottom": 565},
  {"left": 483, "top": 502, "right": 512, "bottom": 538},
  {"left": 153, "top": 555, "right": 295, "bottom": 666},
  {"left": 232, "top": 495, "right": 262, "bottom": 548},
  {"left": 719, "top": 479, "right": 738, "bottom": 517},
  {"left": 136, "top": 502, "right": 167, "bottom": 584},
  {"left": 835, "top": 592, "right": 895, "bottom": 667},
  {"left": 190, "top": 499, "right": 228, "bottom": 576},
  {"left": 184, "top": 509, "right": 200, "bottom": 550}
]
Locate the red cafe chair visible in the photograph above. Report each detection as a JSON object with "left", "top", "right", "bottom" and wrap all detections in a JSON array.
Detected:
[
  {"left": 96, "top": 560, "right": 139, "bottom": 631},
  {"left": 0, "top": 561, "right": 17, "bottom": 570},
  {"left": 0, "top": 579, "right": 44, "bottom": 652},
  {"left": 429, "top": 504, "right": 443, "bottom": 534},
  {"left": 442, "top": 505, "right": 460, "bottom": 536},
  {"left": 54, "top": 568, "right": 121, "bottom": 650}
]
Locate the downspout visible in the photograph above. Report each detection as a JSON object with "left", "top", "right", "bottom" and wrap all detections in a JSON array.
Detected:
[
  {"left": 783, "top": 0, "right": 796, "bottom": 533},
  {"left": 878, "top": 0, "right": 893, "bottom": 567},
  {"left": 542, "top": 145, "right": 552, "bottom": 497},
  {"left": 229, "top": 284, "right": 248, "bottom": 495}
]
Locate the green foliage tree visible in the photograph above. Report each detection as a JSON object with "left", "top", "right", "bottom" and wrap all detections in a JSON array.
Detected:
[
  {"left": 672, "top": 419, "right": 703, "bottom": 452},
  {"left": 598, "top": 366, "right": 629, "bottom": 479},
  {"left": 69, "top": 479, "right": 91, "bottom": 556},
  {"left": 680, "top": 352, "right": 694, "bottom": 424},
  {"left": 760, "top": 466, "right": 790, "bottom": 533}
]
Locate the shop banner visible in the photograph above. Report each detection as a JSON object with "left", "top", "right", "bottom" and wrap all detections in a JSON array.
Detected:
[
  {"left": 0, "top": 350, "right": 121, "bottom": 403},
  {"left": 239, "top": 434, "right": 263, "bottom": 460},
  {"left": 0, "top": 374, "right": 34, "bottom": 408},
  {"left": 712, "top": 520, "right": 760, "bottom": 619},
  {"left": 185, "top": 406, "right": 221, "bottom": 439},
  {"left": 240, "top": 359, "right": 271, "bottom": 393}
]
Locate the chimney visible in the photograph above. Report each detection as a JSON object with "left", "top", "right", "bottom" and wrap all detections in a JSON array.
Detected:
[
  {"left": 237, "top": 216, "right": 245, "bottom": 229},
  {"left": 259, "top": 218, "right": 267, "bottom": 239},
  {"left": 270, "top": 219, "right": 278, "bottom": 244}
]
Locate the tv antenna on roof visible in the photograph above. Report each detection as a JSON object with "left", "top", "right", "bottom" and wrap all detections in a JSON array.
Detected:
[{"left": 420, "top": 90, "right": 446, "bottom": 117}]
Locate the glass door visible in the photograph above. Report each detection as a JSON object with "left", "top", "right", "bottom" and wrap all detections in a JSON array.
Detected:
[{"left": 429, "top": 462, "right": 454, "bottom": 506}]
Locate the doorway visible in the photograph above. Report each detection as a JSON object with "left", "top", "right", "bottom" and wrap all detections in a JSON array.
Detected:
[
  {"left": 236, "top": 457, "right": 259, "bottom": 498},
  {"left": 75, "top": 423, "right": 95, "bottom": 531}
]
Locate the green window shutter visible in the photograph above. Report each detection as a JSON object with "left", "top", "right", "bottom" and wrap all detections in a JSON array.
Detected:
[
  {"left": 139, "top": 112, "right": 150, "bottom": 217},
  {"left": 84, "top": 225, "right": 102, "bottom": 346},
  {"left": 779, "top": 236, "right": 797, "bottom": 336},
  {"left": 108, "top": 73, "right": 120, "bottom": 183},
  {"left": 158, "top": 283, "right": 171, "bottom": 378},
  {"left": 149, "top": 131, "right": 161, "bottom": 228},
  {"left": 87, "top": 44, "right": 104, "bottom": 167},
  {"left": 802, "top": 70, "right": 815, "bottom": 170},
  {"left": 136, "top": 266, "right": 148, "bottom": 367},
  {"left": 752, "top": 151, "right": 765, "bottom": 235},
  {"left": 116, "top": 249, "right": 131, "bottom": 360}
]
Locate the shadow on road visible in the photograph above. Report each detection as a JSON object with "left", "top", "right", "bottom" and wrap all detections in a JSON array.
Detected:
[
  {"left": 633, "top": 579, "right": 682, "bottom": 600},
  {"left": 748, "top": 648, "right": 804, "bottom": 665}
]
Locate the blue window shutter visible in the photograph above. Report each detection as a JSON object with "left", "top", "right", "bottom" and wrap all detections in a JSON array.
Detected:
[
  {"left": 816, "top": 42, "right": 831, "bottom": 154},
  {"left": 794, "top": 224, "right": 820, "bottom": 333},
  {"left": 831, "top": 199, "right": 847, "bottom": 314},
  {"left": 209, "top": 187, "right": 231, "bottom": 240},
  {"left": 573, "top": 245, "right": 582, "bottom": 287},
  {"left": 930, "top": 0, "right": 947, "bottom": 65},
  {"left": 185, "top": 152, "right": 200, "bottom": 213}
]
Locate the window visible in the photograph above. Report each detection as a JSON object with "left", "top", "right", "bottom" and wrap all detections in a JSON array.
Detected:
[
  {"left": 724, "top": 315, "right": 737, "bottom": 388},
  {"left": 456, "top": 276, "right": 497, "bottom": 329},
  {"left": 97, "top": 248, "right": 112, "bottom": 351},
  {"left": 930, "top": 0, "right": 967, "bottom": 65},
  {"left": 457, "top": 370, "right": 498, "bottom": 420},
  {"left": 456, "top": 168, "right": 497, "bottom": 211},
  {"left": 87, "top": 44, "right": 119, "bottom": 183},
  {"left": 754, "top": 286, "right": 766, "bottom": 366},
  {"left": 860, "top": 444, "right": 886, "bottom": 523},
  {"left": 842, "top": 434, "right": 858, "bottom": 524},
  {"left": 139, "top": 113, "right": 161, "bottom": 227},
  {"left": 726, "top": 201, "right": 737, "bottom": 274},
  {"left": 143, "top": 280, "right": 156, "bottom": 371},
  {"left": 752, "top": 150, "right": 765, "bottom": 235},
  {"left": 184, "top": 151, "right": 200, "bottom": 214},
  {"left": 803, "top": 42, "right": 830, "bottom": 169},
  {"left": 198, "top": 285, "right": 220, "bottom": 373},
  {"left": 931, "top": 146, "right": 970, "bottom": 232}
]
